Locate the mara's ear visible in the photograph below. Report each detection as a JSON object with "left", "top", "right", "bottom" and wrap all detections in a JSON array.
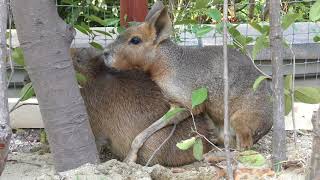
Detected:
[
  {"left": 145, "top": 1, "right": 165, "bottom": 21},
  {"left": 146, "top": 5, "right": 172, "bottom": 44}
]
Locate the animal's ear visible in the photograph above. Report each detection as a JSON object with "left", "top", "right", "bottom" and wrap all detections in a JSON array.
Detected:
[{"left": 146, "top": 2, "right": 172, "bottom": 44}]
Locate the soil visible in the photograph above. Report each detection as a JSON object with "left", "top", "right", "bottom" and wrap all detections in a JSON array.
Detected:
[{"left": 1, "top": 128, "right": 313, "bottom": 180}]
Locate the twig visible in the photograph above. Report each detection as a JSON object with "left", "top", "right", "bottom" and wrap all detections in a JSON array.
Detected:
[
  {"left": 223, "top": 0, "right": 234, "bottom": 179},
  {"left": 9, "top": 84, "right": 32, "bottom": 113},
  {"left": 145, "top": 124, "right": 177, "bottom": 167},
  {"left": 6, "top": 0, "right": 14, "bottom": 88},
  {"left": 289, "top": 43, "right": 297, "bottom": 153},
  {"left": 10, "top": 102, "right": 39, "bottom": 112}
]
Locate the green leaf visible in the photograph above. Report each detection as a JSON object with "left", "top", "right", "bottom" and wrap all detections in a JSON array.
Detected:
[
  {"left": 163, "top": 107, "right": 186, "bottom": 122},
  {"left": 19, "top": 82, "right": 35, "bottom": 101},
  {"left": 76, "top": 72, "right": 87, "bottom": 85},
  {"left": 12, "top": 47, "right": 25, "bottom": 66},
  {"left": 252, "top": 34, "right": 269, "bottom": 60},
  {"left": 313, "top": 35, "right": 320, "bottom": 42},
  {"left": 89, "top": 42, "right": 104, "bottom": 50},
  {"left": 176, "top": 137, "right": 196, "bottom": 150},
  {"left": 74, "top": 25, "right": 90, "bottom": 35},
  {"left": 191, "top": 87, "right": 208, "bottom": 108},
  {"left": 237, "top": 150, "right": 266, "bottom": 167},
  {"left": 228, "top": 26, "right": 241, "bottom": 38},
  {"left": 285, "top": 94, "right": 292, "bottom": 116},
  {"left": 207, "top": 9, "right": 222, "bottom": 22},
  {"left": 284, "top": 75, "right": 293, "bottom": 90},
  {"left": 294, "top": 87, "right": 320, "bottom": 104},
  {"left": 93, "top": 30, "right": 113, "bottom": 38},
  {"left": 281, "top": 13, "right": 300, "bottom": 30},
  {"left": 253, "top": 76, "right": 268, "bottom": 92},
  {"left": 195, "top": 0, "right": 209, "bottom": 9},
  {"left": 87, "top": 15, "right": 105, "bottom": 26},
  {"left": 193, "top": 138, "right": 203, "bottom": 161},
  {"left": 310, "top": 0, "right": 320, "bottom": 21},
  {"left": 249, "top": 22, "right": 264, "bottom": 34},
  {"left": 87, "top": 15, "right": 119, "bottom": 26},
  {"left": 195, "top": 26, "right": 213, "bottom": 37}
]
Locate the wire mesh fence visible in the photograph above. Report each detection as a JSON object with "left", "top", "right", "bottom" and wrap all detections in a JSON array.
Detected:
[{"left": 6, "top": 0, "right": 320, "bottom": 101}]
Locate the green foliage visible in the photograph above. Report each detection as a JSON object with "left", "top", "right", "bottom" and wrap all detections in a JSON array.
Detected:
[
  {"left": 207, "top": 9, "right": 221, "bottom": 22},
  {"left": 281, "top": 13, "right": 301, "bottom": 30},
  {"left": 76, "top": 72, "right": 87, "bottom": 85},
  {"left": 12, "top": 47, "right": 25, "bottom": 66},
  {"left": 313, "top": 35, "right": 320, "bottom": 42},
  {"left": 194, "top": 25, "right": 213, "bottom": 38},
  {"left": 163, "top": 107, "right": 186, "bottom": 123},
  {"left": 176, "top": 137, "right": 196, "bottom": 150},
  {"left": 252, "top": 34, "right": 269, "bottom": 60},
  {"left": 191, "top": 87, "right": 208, "bottom": 108},
  {"left": 294, "top": 87, "right": 320, "bottom": 104},
  {"left": 193, "top": 138, "right": 203, "bottom": 160},
  {"left": 237, "top": 150, "right": 266, "bottom": 167},
  {"left": 252, "top": 76, "right": 268, "bottom": 92},
  {"left": 310, "top": 0, "right": 320, "bottom": 21},
  {"left": 19, "top": 82, "right": 35, "bottom": 101},
  {"left": 89, "top": 41, "right": 104, "bottom": 50}
]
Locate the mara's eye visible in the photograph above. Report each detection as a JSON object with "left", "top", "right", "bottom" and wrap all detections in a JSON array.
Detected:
[{"left": 129, "top": 37, "right": 142, "bottom": 45}]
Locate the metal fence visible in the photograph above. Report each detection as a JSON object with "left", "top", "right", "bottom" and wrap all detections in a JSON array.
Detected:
[{"left": 6, "top": 0, "right": 320, "bottom": 98}]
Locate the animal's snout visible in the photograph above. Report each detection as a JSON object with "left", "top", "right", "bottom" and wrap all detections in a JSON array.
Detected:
[
  {"left": 103, "top": 49, "right": 113, "bottom": 67},
  {"left": 103, "top": 49, "right": 110, "bottom": 58}
]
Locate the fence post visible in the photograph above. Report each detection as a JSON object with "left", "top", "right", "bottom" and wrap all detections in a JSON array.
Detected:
[{"left": 120, "top": 0, "right": 148, "bottom": 27}]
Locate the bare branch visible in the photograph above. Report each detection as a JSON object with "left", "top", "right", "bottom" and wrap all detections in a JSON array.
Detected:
[{"left": 223, "top": 0, "right": 233, "bottom": 179}]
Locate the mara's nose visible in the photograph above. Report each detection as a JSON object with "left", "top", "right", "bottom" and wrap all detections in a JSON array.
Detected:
[{"left": 103, "top": 49, "right": 110, "bottom": 57}]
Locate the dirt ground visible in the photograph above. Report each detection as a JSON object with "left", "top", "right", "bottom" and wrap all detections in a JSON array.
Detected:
[{"left": 1, "top": 128, "right": 313, "bottom": 180}]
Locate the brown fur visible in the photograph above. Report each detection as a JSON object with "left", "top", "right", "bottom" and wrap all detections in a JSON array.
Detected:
[
  {"left": 103, "top": 2, "right": 273, "bottom": 150},
  {"left": 71, "top": 48, "right": 212, "bottom": 166}
]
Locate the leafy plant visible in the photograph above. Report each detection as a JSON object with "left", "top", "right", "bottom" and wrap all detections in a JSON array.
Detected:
[
  {"left": 170, "top": 87, "right": 208, "bottom": 161},
  {"left": 237, "top": 150, "right": 266, "bottom": 167}
]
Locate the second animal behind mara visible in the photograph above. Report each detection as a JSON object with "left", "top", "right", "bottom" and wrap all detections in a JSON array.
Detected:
[
  {"left": 103, "top": 1, "right": 273, "bottom": 150},
  {"left": 71, "top": 48, "right": 212, "bottom": 166}
]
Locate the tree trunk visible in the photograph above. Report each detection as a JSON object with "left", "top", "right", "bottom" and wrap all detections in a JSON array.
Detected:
[
  {"left": 308, "top": 107, "right": 320, "bottom": 179},
  {"left": 223, "top": 0, "right": 233, "bottom": 179},
  {"left": 248, "top": 0, "right": 255, "bottom": 20},
  {"left": 12, "top": 0, "right": 99, "bottom": 172},
  {"left": 269, "top": 0, "right": 287, "bottom": 171},
  {"left": 0, "top": 0, "right": 12, "bottom": 175}
]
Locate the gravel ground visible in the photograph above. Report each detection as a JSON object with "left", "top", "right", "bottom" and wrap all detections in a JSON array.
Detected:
[{"left": 2, "top": 128, "right": 313, "bottom": 179}]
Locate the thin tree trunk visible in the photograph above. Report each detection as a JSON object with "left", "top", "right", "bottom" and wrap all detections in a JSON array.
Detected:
[
  {"left": 12, "top": 0, "right": 99, "bottom": 172},
  {"left": 308, "top": 107, "right": 320, "bottom": 179},
  {"left": 0, "top": 0, "right": 12, "bottom": 175},
  {"left": 223, "top": 0, "right": 233, "bottom": 179},
  {"left": 261, "top": 0, "right": 270, "bottom": 21},
  {"left": 269, "top": 0, "right": 287, "bottom": 171},
  {"left": 248, "top": 0, "right": 255, "bottom": 20}
]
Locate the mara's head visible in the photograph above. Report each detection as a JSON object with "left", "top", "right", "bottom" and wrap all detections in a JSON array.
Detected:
[{"left": 103, "top": 1, "right": 172, "bottom": 72}]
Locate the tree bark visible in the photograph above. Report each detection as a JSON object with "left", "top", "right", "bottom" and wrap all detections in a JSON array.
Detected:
[
  {"left": 269, "top": 0, "right": 287, "bottom": 171},
  {"left": 12, "top": 0, "right": 99, "bottom": 172},
  {"left": 248, "top": 0, "right": 255, "bottom": 20},
  {"left": 223, "top": 0, "right": 233, "bottom": 179},
  {"left": 308, "top": 107, "right": 320, "bottom": 179},
  {"left": 0, "top": 0, "right": 12, "bottom": 175}
]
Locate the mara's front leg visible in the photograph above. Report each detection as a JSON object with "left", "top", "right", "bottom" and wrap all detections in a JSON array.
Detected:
[{"left": 230, "top": 101, "right": 272, "bottom": 150}]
